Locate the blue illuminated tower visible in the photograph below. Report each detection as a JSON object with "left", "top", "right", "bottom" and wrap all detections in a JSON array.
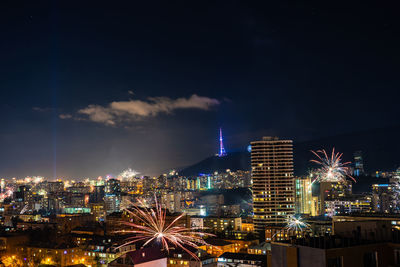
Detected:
[{"left": 218, "top": 127, "right": 227, "bottom": 157}]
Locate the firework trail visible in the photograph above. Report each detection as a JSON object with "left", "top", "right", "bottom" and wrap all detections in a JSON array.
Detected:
[
  {"left": 116, "top": 196, "right": 213, "bottom": 260},
  {"left": 310, "top": 148, "right": 356, "bottom": 184}
]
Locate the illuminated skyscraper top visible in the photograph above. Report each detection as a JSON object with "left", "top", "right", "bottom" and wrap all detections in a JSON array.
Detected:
[
  {"left": 353, "top": 150, "right": 365, "bottom": 176},
  {"left": 218, "top": 128, "right": 227, "bottom": 157}
]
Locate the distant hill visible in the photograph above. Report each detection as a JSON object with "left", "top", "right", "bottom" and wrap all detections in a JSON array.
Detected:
[
  {"left": 180, "top": 125, "right": 400, "bottom": 177},
  {"left": 179, "top": 152, "right": 250, "bottom": 176}
]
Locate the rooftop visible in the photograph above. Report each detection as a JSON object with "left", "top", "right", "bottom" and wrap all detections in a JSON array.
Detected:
[
  {"left": 204, "top": 238, "right": 232, "bottom": 246},
  {"left": 334, "top": 213, "right": 400, "bottom": 219},
  {"left": 249, "top": 242, "right": 271, "bottom": 250},
  {"left": 218, "top": 252, "right": 267, "bottom": 262},
  {"left": 273, "top": 235, "right": 387, "bottom": 249},
  {"left": 127, "top": 247, "right": 167, "bottom": 264}
]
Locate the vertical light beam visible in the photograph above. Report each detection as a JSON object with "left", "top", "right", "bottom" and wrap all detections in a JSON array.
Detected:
[{"left": 218, "top": 127, "right": 227, "bottom": 157}]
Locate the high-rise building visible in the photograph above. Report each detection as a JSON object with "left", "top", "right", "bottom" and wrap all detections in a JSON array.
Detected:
[
  {"left": 251, "top": 136, "right": 295, "bottom": 233},
  {"left": 90, "top": 185, "right": 105, "bottom": 203},
  {"left": 104, "top": 179, "right": 121, "bottom": 214},
  {"left": 104, "top": 194, "right": 121, "bottom": 214},
  {"left": 353, "top": 150, "right": 365, "bottom": 176},
  {"left": 105, "top": 179, "right": 121, "bottom": 195},
  {"left": 295, "top": 177, "right": 313, "bottom": 215},
  {"left": 372, "top": 184, "right": 393, "bottom": 213}
]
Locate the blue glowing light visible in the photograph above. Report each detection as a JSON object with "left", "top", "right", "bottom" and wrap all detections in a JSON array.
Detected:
[{"left": 218, "top": 128, "right": 227, "bottom": 157}]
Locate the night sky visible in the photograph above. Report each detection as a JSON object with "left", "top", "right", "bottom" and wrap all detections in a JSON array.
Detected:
[{"left": 1, "top": 1, "right": 399, "bottom": 178}]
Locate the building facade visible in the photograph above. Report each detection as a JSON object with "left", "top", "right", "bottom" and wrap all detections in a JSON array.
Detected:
[
  {"left": 251, "top": 136, "right": 295, "bottom": 233},
  {"left": 295, "top": 176, "right": 313, "bottom": 215}
]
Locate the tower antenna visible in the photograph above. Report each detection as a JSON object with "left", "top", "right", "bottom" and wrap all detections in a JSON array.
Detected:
[{"left": 218, "top": 127, "right": 227, "bottom": 157}]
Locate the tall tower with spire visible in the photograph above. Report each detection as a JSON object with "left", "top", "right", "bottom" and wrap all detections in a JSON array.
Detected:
[{"left": 218, "top": 127, "right": 227, "bottom": 157}]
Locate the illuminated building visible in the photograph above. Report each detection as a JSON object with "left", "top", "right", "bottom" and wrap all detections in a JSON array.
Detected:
[
  {"left": 251, "top": 136, "right": 295, "bottom": 233},
  {"left": 89, "top": 185, "right": 105, "bottom": 203},
  {"left": 68, "top": 193, "right": 87, "bottom": 207},
  {"left": 197, "top": 170, "right": 251, "bottom": 190},
  {"left": 372, "top": 183, "right": 393, "bottom": 213},
  {"left": 47, "top": 181, "right": 64, "bottom": 193},
  {"left": 89, "top": 203, "right": 105, "bottom": 221},
  {"left": 265, "top": 225, "right": 308, "bottom": 242},
  {"left": 295, "top": 177, "right": 313, "bottom": 215},
  {"left": 67, "top": 182, "right": 90, "bottom": 194},
  {"left": 63, "top": 207, "right": 91, "bottom": 214},
  {"left": 19, "top": 245, "right": 86, "bottom": 267},
  {"left": 192, "top": 216, "right": 242, "bottom": 234},
  {"left": 324, "top": 196, "right": 372, "bottom": 217},
  {"left": 182, "top": 206, "right": 206, "bottom": 217},
  {"left": 353, "top": 150, "right": 365, "bottom": 176},
  {"left": 104, "top": 194, "right": 121, "bottom": 214},
  {"left": 15, "top": 185, "right": 33, "bottom": 210},
  {"left": 315, "top": 181, "right": 352, "bottom": 216},
  {"left": 105, "top": 179, "right": 121, "bottom": 195},
  {"left": 161, "top": 191, "right": 181, "bottom": 213},
  {"left": 104, "top": 179, "right": 121, "bottom": 214},
  {"left": 199, "top": 239, "right": 235, "bottom": 257},
  {"left": 241, "top": 218, "right": 255, "bottom": 232},
  {"left": 248, "top": 242, "right": 270, "bottom": 255}
]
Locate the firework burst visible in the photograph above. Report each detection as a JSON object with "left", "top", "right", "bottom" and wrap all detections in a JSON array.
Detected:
[
  {"left": 0, "top": 188, "right": 13, "bottom": 202},
  {"left": 285, "top": 215, "right": 310, "bottom": 232},
  {"left": 310, "top": 148, "right": 356, "bottom": 183},
  {"left": 118, "top": 168, "right": 140, "bottom": 180},
  {"left": 116, "top": 196, "right": 212, "bottom": 260}
]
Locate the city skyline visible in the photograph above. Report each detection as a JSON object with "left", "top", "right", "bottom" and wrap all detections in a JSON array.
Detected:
[{"left": 1, "top": 2, "right": 400, "bottom": 266}]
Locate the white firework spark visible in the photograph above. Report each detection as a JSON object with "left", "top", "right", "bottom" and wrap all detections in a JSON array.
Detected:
[
  {"left": 310, "top": 148, "right": 356, "bottom": 183},
  {"left": 119, "top": 168, "right": 140, "bottom": 180},
  {"left": 285, "top": 215, "right": 310, "bottom": 232}
]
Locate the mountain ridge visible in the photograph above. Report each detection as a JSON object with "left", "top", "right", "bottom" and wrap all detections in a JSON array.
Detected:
[{"left": 180, "top": 125, "right": 400, "bottom": 176}]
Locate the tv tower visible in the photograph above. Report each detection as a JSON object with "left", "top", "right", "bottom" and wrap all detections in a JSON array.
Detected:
[{"left": 218, "top": 127, "right": 227, "bottom": 157}]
